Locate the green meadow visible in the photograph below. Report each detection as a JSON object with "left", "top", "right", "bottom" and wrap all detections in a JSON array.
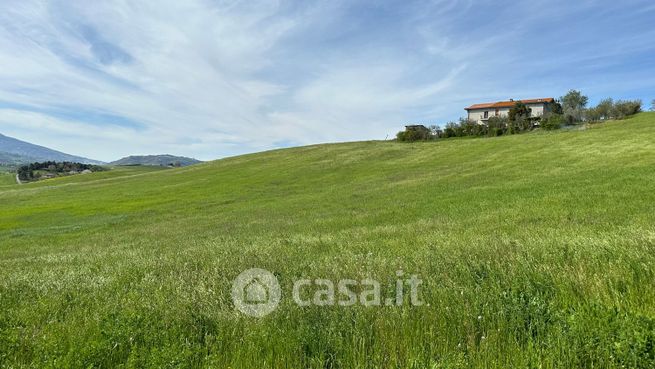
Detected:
[
  {"left": 1, "top": 113, "right": 655, "bottom": 368},
  {"left": 0, "top": 172, "right": 16, "bottom": 187}
]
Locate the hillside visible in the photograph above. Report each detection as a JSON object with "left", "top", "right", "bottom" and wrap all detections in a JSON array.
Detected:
[
  {"left": 1, "top": 113, "right": 654, "bottom": 368},
  {"left": 0, "top": 151, "right": 40, "bottom": 166},
  {"left": 110, "top": 154, "right": 201, "bottom": 167},
  {"left": 0, "top": 133, "right": 104, "bottom": 165}
]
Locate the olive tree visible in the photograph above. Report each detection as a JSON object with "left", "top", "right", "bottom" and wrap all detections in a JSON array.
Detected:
[
  {"left": 596, "top": 98, "right": 614, "bottom": 120},
  {"left": 611, "top": 100, "right": 642, "bottom": 119},
  {"left": 560, "top": 89, "right": 588, "bottom": 124}
]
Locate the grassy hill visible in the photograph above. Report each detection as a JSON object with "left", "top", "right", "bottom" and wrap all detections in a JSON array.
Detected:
[{"left": 1, "top": 113, "right": 654, "bottom": 368}]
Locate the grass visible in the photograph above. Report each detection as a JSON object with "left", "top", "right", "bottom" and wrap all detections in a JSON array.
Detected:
[
  {"left": 1, "top": 114, "right": 655, "bottom": 368},
  {"left": 0, "top": 171, "right": 16, "bottom": 186}
]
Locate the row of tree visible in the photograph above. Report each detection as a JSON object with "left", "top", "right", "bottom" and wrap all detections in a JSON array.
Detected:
[
  {"left": 397, "top": 90, "right": 645, "bottom": 142},
  {"left": 559, "top": 90, "right": 643, "bottom": 123},
  {"left": 17, "top": 161, "right": 105, "bottom": 181}
]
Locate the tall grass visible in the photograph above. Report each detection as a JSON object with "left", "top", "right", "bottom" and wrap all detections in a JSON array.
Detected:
[{"left": 1, "top": 114, "right": 655, "bottom": 368}]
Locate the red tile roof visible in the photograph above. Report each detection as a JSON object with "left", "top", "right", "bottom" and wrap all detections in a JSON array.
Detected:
[{"left": 465, "top": 98, "right": 554, "bottom": 110}]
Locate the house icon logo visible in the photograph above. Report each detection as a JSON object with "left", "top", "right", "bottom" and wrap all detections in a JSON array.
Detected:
[{"left": 231, "top": 268, "right": 281, "bottom": 317}]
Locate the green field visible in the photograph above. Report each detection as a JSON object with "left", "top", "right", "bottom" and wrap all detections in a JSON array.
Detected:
[
  {"left": 1, "top": 113, "right": 655, "bottom": 368},
  {"left": 0, "top": 171, "right": 16, "bottom": 186}
]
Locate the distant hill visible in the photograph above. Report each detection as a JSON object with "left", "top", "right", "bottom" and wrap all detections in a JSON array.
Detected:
[
  {"left": 110, "top": 155, "right": 201, "bottom": 167},
  {"left": 0, "top": 133, "right": 104, "bottom": 165},
  {"left": 0, "top": 151, "right": 39, "bottom": 166}
]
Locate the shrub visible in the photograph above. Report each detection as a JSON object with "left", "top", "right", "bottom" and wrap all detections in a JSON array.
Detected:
[
  {"left": 396, "top": 130, "right": 420, "bottom": 142},
  {"left": 487, "top": 116, "right": 508, "bottom": 136},
  {"left": 507, "top": 118, "right": 518, "bottom": 135},
  {"left": 508, "top": 115, "right": 533, "bottom": 134},
  {"left": 460, "top": 118, "right": 485, "bottom": 136},
  {"left": 396, "top": 125, "right": 432, "bottom": 142},
  {"left": 541, "top": 113, "right": 563, "bottom": 130},
  {"left": 443, "top": 121, "right": 462, "bottom": 138},
  {"left": 611, "top": 100, "right": 642, "bottom": 119}
]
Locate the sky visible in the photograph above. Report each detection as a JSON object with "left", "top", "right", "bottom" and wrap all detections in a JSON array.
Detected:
[{"left": 0, "top": 0, "right": 654, "bottom": 162}]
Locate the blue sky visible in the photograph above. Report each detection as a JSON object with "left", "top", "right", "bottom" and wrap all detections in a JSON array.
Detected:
[{"left": 0, "top": 0, "right": 654, "bottom": 162}]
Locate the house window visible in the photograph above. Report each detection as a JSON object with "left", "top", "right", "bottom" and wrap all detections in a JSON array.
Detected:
[
  {"left": 483, "top": 111, "right": 489, "bottom": 119},
  {"left": 495, "top": 109, "right": 499, "bottom": 116}
]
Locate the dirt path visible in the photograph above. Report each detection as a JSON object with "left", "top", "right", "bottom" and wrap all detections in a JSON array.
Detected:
[{"left": 15, "top": 174, "right": 22, "bottom": 185}]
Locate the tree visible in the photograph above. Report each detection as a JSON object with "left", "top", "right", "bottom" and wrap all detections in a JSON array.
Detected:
[
  {"left": 460, "top": 117, "right": 485, "bottom": 136},
  {"left": 549, "top": 100, "right": 563, "bottom": 115},
  {"left": 507, "top": 102, "right": 533, "bottom": 133},
  {"left": 596, "top": 98, "right": 614, "bottom": 120},
  {"left": 487, "top": 116, "right": 508, "bottom": 136},
  {"left": 429, "top": 125, "right": 442, "bottom": 139},
  {"left": 585, "top": 106, "right": 602, "bottom": 122},
  {"left": 17, "top": 165, "right": 32, "bottom": 181},
  {"left": 651, "top": 99, "right": 655, "bottom": 111},
  {"left": 560, "top": 90, "right": 588, "bottom": 124},
  {"left": 508, "top": 101, "right": 531, "bottom": 122},
  {"left": 611, "top": 100, "right": 642, "bottom": 119},
  {"left": 561, "top": 89, "right": 588, "bottom": 110},
  {"left": 443, "top": 121, "right": 460, "bottom": 138}
]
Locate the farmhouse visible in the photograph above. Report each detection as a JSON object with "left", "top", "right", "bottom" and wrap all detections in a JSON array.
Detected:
[{"left": 465, "top": 98, "right": 555, "bottom": 124}]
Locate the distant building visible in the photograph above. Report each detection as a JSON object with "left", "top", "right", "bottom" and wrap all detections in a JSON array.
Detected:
[
  {"left": 404, "top": 124, "right": 430, "bottom": 133},
  {"left": 465, "top": 98, "right": 555, "bottom": 124},
  {"left": 397, "top": 124, "right": 432, "bottom": 141}
]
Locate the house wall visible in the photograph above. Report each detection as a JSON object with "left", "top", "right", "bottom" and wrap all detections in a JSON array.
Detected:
[
  {"left": 525, "top": 103, "right": 547, "bottom": 117},
  {"left": 467, "top": 107, "right": 511, "bottom": 123},
  {"left": 467, "top": 103, "right": 549, "bottom": 124}
]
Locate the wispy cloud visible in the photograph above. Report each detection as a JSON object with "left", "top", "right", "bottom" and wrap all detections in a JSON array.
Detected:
[{"left": 0, "top": 0, "right": 653, "bottom": 161}]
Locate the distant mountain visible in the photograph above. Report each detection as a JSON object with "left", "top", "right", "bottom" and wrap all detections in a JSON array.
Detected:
[
  {"left": 0, "top": 133, "right": 104, "bottom": 165},
  {"left": 0, "top": 151, "right": 40, "bottom": 166},
  {"left": 110, "top": 155, "right": 201, "bottom": 167}
]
